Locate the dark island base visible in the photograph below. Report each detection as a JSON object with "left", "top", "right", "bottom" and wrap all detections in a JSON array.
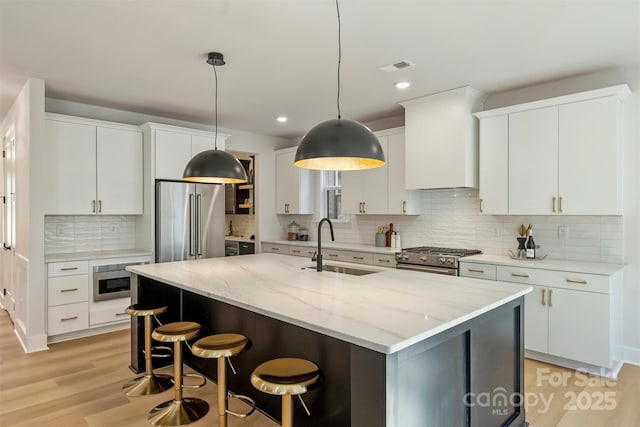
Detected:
[{"left": 131, "top": 275, "right": 527, "bottom": 427}]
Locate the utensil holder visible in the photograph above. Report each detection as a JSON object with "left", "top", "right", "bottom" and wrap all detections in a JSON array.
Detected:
[{"left": 375, "top": 233, "right": 386, "bottom": 247}]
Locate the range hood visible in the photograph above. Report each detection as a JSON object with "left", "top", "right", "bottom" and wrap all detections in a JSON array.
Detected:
[{"left": 400, "top": 86, "right": 487, "bottom": 190}]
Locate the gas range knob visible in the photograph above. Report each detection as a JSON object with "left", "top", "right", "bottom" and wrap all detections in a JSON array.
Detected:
[
  {"left": 420, "top": 256, "right": 427, "bottom": 262},
  {"left": 447, "top": 258, "right": 455, "bottom": 265},
  {"left": 439, "top": 257, "right": 446, "bottom": 264}
]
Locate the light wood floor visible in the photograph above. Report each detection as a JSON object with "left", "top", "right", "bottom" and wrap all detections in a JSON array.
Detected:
[{"left": 1, "top": 309, "right": 638, "bottom": 426}]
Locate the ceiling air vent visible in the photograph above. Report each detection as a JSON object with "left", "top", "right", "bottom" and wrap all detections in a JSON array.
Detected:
[{"left": 379, "top": 60, "right": 415, "bottom": 72}]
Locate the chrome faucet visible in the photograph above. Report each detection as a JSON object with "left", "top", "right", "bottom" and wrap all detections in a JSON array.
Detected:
[{"left": 316, "top": 217, "right": 335, "bottom": 272}]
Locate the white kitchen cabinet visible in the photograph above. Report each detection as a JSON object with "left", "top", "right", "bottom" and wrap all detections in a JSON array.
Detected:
[
  {"left": 275, "top": 147, "right": 314, "bottom": 214},
  {"left": 342, "top": 129, "right": 419, "bottom": 215},
  {"left": 475, "top": 85, "right": 629, "bottom": 215},
  {"left": 478, "top": 115, "right": 508, "bottom": 215},
  {"left": 153, "top": 127, "right": 226, "bottom": 181},
  {"left": 524, "top": 284, "right": 550, "bottom": 354},
  {"left": 44, "top": 114, "right": 143, "bottom": 215},
  {"left": 508, "top": 106, "right": 559, "bottom": 215},
  {"left": 47, "top": 260, "right": 89, "bottom": 336}
]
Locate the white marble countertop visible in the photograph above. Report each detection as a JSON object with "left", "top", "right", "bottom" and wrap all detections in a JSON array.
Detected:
[
  {"left": 461, "top": 254, "right": 624, "bottom": 275},
  {"left": 262, "top": 240, "right": 400, "bottom": 254},
  {"left": 128, "top": 253, "right": 531, "bottom": 354},
  {"left": 45, "top": 249, "right": 152, "bottom": 263}
]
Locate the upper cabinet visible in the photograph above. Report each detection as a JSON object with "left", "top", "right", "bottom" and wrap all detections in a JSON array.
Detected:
[
  {"left": 476, "top": 85, "right": 630, "bottom": 215},
  {"left": 342, "top": 128, "right": 419, "bottom": 215},
  {"left": 275, "top": 147, "right": 314, "bottom": 214},
  {"left": 148, "top": 124, "right": 225, "bottom": 181},
  {"left": 44, "top": 114, "right": 143, "bottom": 215},
  {"left": 400, "top": 86, "right": 487, "bottom": 190}
]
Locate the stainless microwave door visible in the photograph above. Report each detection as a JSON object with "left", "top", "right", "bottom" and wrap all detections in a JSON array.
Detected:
[
  {"left": 156, "top": 181, "right": 196, "bottom": 263},
  {"left": 195, "top": 183, "right": 225, "bottom": 259}
]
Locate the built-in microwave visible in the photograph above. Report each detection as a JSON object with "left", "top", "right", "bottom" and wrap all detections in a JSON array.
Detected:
[{"left": 93, "top": 262, "right": 148, "bottom": 302}]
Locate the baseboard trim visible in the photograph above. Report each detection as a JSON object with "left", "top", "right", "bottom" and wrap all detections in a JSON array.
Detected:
[
  {"left": 47, "top": 322, "right": 130, "bottom": 344},
  {"left": 623, "top": 346, "right": 640, "bottom": 366},
  {"left": 525, "top": 350, "right": 623, "bottom": 379}
]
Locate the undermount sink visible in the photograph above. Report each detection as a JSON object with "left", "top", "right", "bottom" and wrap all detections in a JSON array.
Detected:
[{"left": 303, "top": 264, "right": 380, "bottom": 276}]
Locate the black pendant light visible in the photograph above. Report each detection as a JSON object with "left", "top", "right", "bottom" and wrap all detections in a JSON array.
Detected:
[
  {"left": 294, "top": 0, "right": 385, "bottom": 171},
  {"left": 183, "top": 52, "right": 248, "bottom": 184}
]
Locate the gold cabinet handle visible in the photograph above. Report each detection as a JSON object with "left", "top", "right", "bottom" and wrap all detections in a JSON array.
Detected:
[
  {"left": 566, "top": 278, "right": 587, "bottom": 285},
  {"left": 60, "top": 267, "right": 78, "bottom": 271},
  {"left": 353, "top": 256, "right": 364, "bottom": 260},
  {"left": 362, "top": 202, "right": 366, "bottom": 213},
  {"left": 541, "top": 288, "right": 546, "bottom": 306},
  {"left": 552, "top": 196, "right": 556, "bottom": 213},
  {"left": 558, "top": 196, "right": 563, "bottom": 213},
  {"left": 61, "top": 316, "right": 78, "bottom": 322},
  {"left": 60, "top": 288, "right": 78, "bottom": 293},
  {"left": 377, "top": 259, "right": 390, "bottom": 263},
  {"left": 403, "top": 201, "right": 407, "bottom": 213},
  {"left": 270, "top": 247, "right": 279, "bottom": 251},
  {"left": 98, "top": 200, "right": 102, "bottom": 213},
  {"left": 479, "top": 198, "right": 484, "bottom": 213},
  {"left": 548, "top": 289, "right": 553, "bottom": 307},
  {"left": 328, "top": 253, "right": 339, "bottom": 257},
  {"left": 511, "top": 273, "right": 530, "bottom": 278},
  {"left": 92, "top": 200, "right": 96, "bottom": 213},
  {"left": 468, "top": 269, "right": 485, "bottom": 273},
  {"left": 291, "top": 249, "right": 301, "bottom": 254}
]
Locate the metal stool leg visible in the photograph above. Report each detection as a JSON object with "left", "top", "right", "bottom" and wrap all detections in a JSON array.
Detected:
[
  {"left": 218, "top": 357, "right": 228, "bottom": 427},
  {"left": 282, "top": 394, "right": 293, "bottom": 427}
]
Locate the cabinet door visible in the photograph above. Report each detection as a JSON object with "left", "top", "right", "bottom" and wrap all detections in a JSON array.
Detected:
[
  {"left": 155, "top": 130, "right": 191, "bottom": 180},
  {"left": 547, "top": 287, "right": 610, "bottom": 367},
  {"left": 361, "top": 137, "right": 389, "bottom": 214},
  {"left": 340, "top": 170, "right": 364, "bottom": 214},
  {"left": 479, "top": 115, "right": 508, "bottom": 214},
  {"left": 524, "top": 284, "right": 549, "bottom": 354},
  {"left": 508, "top": 107, "right": 558, "bottom": 214},
  {"left": 559, "top": 96, "right": 622, "bottom": 215},
  {"left": 387, "top": 132, "right": 418, "bottom": 214},
  {"left": 275, "top": 149, "right": 297, "bottom": 214},
  {"left": 44, "top": 120, "right": 96, "bottom": 214},
  {"left": 96, "top": 127, "right": 143, "bottom": 214}
]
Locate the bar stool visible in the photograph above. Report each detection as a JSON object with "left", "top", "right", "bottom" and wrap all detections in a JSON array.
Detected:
[
  {"left": 192, "top": 333, "right": 256, "bottom": 427},
  {"left": 148, "top": 321, "right": 208, "bottom": 426},
  {"left": 251, "top": 358, "right": 322, "bottom": 427},
  {"left": 122, "top": 304, "right": 173, "bottom": 397}
]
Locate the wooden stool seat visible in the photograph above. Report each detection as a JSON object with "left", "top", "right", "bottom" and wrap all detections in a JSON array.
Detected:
[
  {"left": 148, "top": 321, "right": 208, "bottom": 426},
  {"left": 122, "top": 304, "right": 172, "bottom": 397},
  {"left": 251, "top": 358, "right": 321, "bottom": 427},
  {"left": 192, "top": 333, "right": 254, "bottom": 427},
  {"left": 125, "top": 303, "right": 168, "bottom": 317},
  {"left": 152, "top": 321, "right": 201, "bottom": 342}
]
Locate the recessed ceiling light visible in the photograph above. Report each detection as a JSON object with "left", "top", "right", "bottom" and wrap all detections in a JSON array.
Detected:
[
  {"left": 394, "top": 81, "right": 411, "bottom": 90},
  {"left": 276, "top": 116, "right": 288, "bottom": 123}
]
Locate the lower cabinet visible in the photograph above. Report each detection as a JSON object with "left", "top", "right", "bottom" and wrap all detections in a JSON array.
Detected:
[
  {"left": 261, "top": 242, "right": 397, "bottom": 268},
  {"left": 460, "top": 261, "right": 622, "bottom": 371},
  {"left": 47, "top": 261, "right": 89, "bottom": 335}
]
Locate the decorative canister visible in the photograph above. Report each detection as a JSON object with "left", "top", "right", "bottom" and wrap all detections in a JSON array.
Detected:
[
  {"left": 298, "top": 227, "right": 309, "bottom": 241},
  {"left": 287, "top": 221, "right": 300, "bottom": 241}
]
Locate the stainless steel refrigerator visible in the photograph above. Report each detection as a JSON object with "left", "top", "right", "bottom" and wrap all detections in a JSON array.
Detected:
[{"left": 156, "top": 180, "right": 225, "bottom": 263}]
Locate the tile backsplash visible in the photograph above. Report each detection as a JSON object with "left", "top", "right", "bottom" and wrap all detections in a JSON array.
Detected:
[
  {"left": 45, "top": 215, "right": 136, "bottom": 254},
  {"left": 280, "top": 189, "right": 624, "bottom": 264},
  {"left": 225, "top": 214, "right": 257, "bottom": 239}
]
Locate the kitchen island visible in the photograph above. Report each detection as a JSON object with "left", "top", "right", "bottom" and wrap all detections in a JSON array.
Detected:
[{"left": 128, "top": 253, "right": 531, "bottom": 427}]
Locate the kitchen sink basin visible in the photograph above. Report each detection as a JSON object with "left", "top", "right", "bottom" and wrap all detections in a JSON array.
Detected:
[{"left": 303, "top": 264, "right": 380, "bottom": 276}]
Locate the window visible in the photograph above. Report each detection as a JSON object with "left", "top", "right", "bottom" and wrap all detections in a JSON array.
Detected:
[
  {"left": 321, "top": 170, "right": 345, "bottom": 221},
  {"left": 3, "top": 132, "right": 15, "bottom": 251}
]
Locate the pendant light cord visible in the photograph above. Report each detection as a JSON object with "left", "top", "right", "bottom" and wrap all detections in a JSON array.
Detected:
[
  {"left": 212, "top": 62, "right": 219, "bottom": 150},
  {"left": 336, "top": 0, "right": 342, "bottom": 120}
]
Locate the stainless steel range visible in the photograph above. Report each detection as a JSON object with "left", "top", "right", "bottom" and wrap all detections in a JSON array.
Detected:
[{"left": 395, "top": 246, "right": 482, "bottom": 275}]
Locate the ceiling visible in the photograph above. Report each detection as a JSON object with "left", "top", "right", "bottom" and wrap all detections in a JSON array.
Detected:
[{"left": 1, "top": 0, "right": 638, "bottom": 139}]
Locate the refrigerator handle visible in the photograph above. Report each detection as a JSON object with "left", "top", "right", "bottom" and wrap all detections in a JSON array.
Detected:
[
  {"left": 188, "top": 193, "right": 195, "bottom": 256},
  {"left": 196, "top": 193, "right": 202, "bottom": 256}
]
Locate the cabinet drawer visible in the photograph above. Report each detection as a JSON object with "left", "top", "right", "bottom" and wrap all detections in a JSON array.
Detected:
[
  {"left": 497, "top": 266, "right": 610, "bottom": 294},
  {"left": 344, "top": 251, "right": 373, "bottom": 265},
  {"left": 48, "top": 261, "right": 89, "bottom": 277},
  {"left": 289, "top": 247, "right": 316, "bottom": 258},
  {"left": 90, "top": 301, "right": 130, "bottom": 326},
  {"left": 48, "top": 275, "right": 89, "bottom": 306},
  {"left": 372, "top": 254, "right": 397, "bottom": 267},
  {"left": 48, "top": 302, "right": 89, "bottom": 335},
  {"left": 262, "top": 243, "right": 290, "bottom": 254},
  {"left": 459, "top": 263, "right": 497, "bottom": 280}
]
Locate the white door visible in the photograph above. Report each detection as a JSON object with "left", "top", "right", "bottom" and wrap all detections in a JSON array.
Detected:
[
  {"left": 508, "top": 107, "right": 558, "bottom": 214},
  {"left": 44, "top": 120, "right": 97, "bottom": 214},
  {"left": 96, "top": 127, "right": 143, "bottom": 214},
  {"left": 155, "top": 129, "right": 191, "bottom": 180},
  {"left": 547, "top": 287, "right": 610, "bottom": 367},
  {"left": 559, "top": 96, "right": 622, "bottom": 215},
  {"left": 524, "top": 284, "right": 549, "bottom": 354},
  {"left": 479, "top": 115, "right": 509, "bottom": 214}
]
